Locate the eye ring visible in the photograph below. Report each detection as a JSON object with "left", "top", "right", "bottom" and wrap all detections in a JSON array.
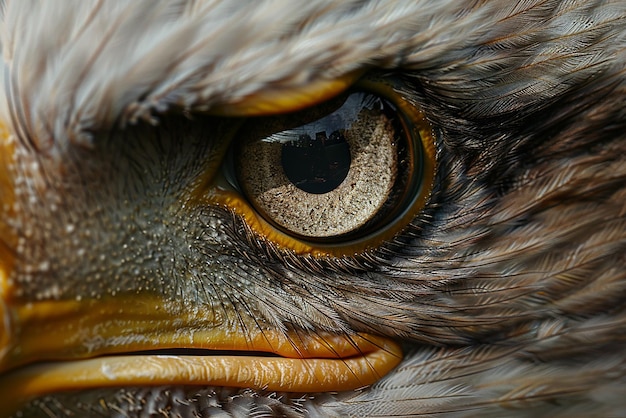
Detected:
[{"left": 225, "top": 76, "right": 436, "bottom": 254}]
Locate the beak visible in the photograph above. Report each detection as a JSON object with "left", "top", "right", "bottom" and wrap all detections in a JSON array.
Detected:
[
  {"left": 0, "top": 76, "right": 402, "bottom": 416},
  {"left": 0, "top": 293, "right": 402, "bottom": 415}
]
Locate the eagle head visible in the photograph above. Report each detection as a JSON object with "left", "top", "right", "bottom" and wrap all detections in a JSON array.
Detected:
[{"left": 0, "top": 1, "right": 625, "bottom": 416}]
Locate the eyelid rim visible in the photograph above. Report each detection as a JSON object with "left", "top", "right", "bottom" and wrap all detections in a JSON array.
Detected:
[{"left": 209, "top": 71, "right": 363, "bottom": 117}]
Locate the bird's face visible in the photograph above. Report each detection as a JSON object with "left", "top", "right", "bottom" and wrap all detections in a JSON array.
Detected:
[{"left": 0, "top": 1, "right": 625, "bottom": 416}]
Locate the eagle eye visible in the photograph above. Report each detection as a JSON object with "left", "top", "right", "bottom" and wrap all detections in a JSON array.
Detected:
[{"left": 229, "top": 80, "right": 436, "bottom": 248}]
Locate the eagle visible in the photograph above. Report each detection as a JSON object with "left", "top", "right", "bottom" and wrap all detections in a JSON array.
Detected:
[{"left": 0, "top": 0, "right": 624, "bottom": 416}]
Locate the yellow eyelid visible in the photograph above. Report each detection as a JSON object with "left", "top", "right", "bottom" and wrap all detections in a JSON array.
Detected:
[{"left": 210, "top": 71, "right": 364, "bottom": 117}]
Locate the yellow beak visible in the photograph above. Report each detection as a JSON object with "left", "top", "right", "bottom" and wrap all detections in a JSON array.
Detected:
[{"left": 0, "top": 293, "right": 401, "bottom": 415}]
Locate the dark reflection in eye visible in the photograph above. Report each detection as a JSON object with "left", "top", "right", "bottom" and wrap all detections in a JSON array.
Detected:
[{"left": 281, "top": 130, "right": 351, "bottom": 194}]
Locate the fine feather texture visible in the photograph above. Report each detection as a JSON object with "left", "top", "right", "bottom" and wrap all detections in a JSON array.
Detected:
[{"left": 1, "top": 0, "right": 625, "bottom": 417}]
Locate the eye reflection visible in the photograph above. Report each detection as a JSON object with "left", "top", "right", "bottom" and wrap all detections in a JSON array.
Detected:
[{"left": 281, "top": 128, "right": 351, "bottom": 194}]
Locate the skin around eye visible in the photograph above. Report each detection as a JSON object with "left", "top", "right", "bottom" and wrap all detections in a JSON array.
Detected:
[{"left": 236, "top": 93, "right": 402, "bottom": 238}]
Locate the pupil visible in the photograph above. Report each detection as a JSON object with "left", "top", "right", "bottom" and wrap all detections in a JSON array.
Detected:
[{"left": 281, "top": 129, "right": 351, "bottom": 194}]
